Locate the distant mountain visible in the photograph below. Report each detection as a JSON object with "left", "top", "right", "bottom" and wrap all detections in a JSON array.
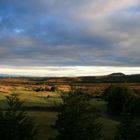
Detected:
[
  {"left": 76, "top": 73, "right": 140, "bottom": 83},
  {"left": 0, "top": 73, "right": 140, "bottom": 83},
  {"left": 0, "top": 74, "right": 20, "bottom": 77},
  {"left": 108, "top": 73, "right": 126, "bottom": 77},
  {"left": 0, "top": 74, "right": 12, "bottom": 77}
]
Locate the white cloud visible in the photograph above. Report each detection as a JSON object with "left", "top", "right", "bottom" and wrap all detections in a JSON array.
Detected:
[{"left": 0, "top": 66, "right": 139, "bottom": 76}]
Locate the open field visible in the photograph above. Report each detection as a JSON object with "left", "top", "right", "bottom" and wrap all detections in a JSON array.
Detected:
[
  {"left": 27, "top": 111, "right": 58, "bottom": 140},
  {"left": 0, "top": 77, "right": 140, "bottom": 140},
  {"left": 0, "top": 90, "right": 61, "bottom": 108},
  {"left": 0, "top": 85, "right": 119, "bottom": 140}
]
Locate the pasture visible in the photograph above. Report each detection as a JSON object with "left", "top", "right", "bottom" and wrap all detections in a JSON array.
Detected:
[
  {"left": 0, "top": 78, "right": 139, "bottom": 140},
  {"left": 0, "top": 85, "right": 119, "bottom": 140}
]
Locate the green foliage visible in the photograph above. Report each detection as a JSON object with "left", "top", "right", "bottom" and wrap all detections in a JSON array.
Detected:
[
  {"left": 103, "top": 85, "right": 134, "bottom": 115},
  {"left": 113, "top": 112, "right": 140, "bottom": 140},
  {"left": 50, "top": 86, "right": 57, "bottom": 92},
  {"left": 33, "top": 86, "right": 51, "bottom": 92},
  {"left": 33, "top": 86, "right": 57, "bottom": 92},
  {"left": 51, "top": 90, "right": 102, "bottom": 140},
  {"left": 0, "top": 94, "right": 38, "bottom": 140},
  {"left": 127, "top": 97, "right": 140, "bottom": 117}
]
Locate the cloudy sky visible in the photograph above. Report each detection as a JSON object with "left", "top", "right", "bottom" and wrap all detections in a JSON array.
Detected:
[{"left": 0, "top": 0, "right": 140, "bottom": 76}]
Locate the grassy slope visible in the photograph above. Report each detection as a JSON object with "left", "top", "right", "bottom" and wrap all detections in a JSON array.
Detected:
[
  {"left": 0, "top": 86, "right": 119, "bottom": 140},
  {"left": 27, "top": 111, "right": 118, "bottom": 140},
  {"left": 0, "top": 86, "right": 61, "bottom": 108},
  {"left": 28, "top": 111, "right": 58, "bottom": 140}
]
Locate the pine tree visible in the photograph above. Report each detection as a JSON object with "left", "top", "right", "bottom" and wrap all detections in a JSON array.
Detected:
[
  {"left": 0, "top": 94, "right": 38, "bottom": 140},
  {"left": 51, "top": 90, "right": 102, "bottom": 140}
]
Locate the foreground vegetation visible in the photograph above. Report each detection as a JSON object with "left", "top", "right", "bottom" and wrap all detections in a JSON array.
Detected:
[
  {"left": 0, "top": 94, "right": 38, "bottom": 140},
  {"left": 0, "top": 82, "right": 139, "bottom": 140}
]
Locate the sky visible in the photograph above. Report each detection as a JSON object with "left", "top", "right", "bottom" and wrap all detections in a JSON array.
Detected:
[{"left": 0, "top": 0, "right": 140, "bottom": 76}]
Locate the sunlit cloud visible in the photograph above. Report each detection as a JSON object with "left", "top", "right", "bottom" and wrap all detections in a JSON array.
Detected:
[
  {"left": 0, "top": 0, "right": 140, "bottom": 76},
  {"left": 0, "top": 66, "right": 139, "bottom": 77}
]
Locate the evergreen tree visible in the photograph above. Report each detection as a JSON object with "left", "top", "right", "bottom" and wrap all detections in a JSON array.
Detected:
[
  {"left": 51, "top": 90, "right": 102, "bottom": 140},
  {"left": 0, "top": 94, "right": 38, "bottom": 140}
]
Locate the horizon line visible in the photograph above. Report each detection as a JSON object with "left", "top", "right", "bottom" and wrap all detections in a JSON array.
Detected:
[{"left": 0, "top": 66, "right": 140, "bottom": 77}]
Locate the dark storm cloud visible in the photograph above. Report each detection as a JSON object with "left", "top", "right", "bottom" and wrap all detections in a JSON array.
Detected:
[{"left": 0, "top": 0, "right": 140, "bottom": 67}]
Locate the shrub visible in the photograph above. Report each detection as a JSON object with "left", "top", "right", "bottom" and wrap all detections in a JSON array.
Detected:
[
  {"left": 50, "top": 86, "right": 57, "bottom": 92},
  {"left": 125, "top": 96, "right": 140, "bottom": 117},
  {"left": 114, "top": 112, "right": 140, "bottom": 140},
  {"left": 103, "top": 85, "right": 134, "bottom": 115}
]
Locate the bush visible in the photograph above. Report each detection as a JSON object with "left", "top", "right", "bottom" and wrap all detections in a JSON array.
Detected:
[
  {"left": 103, "top": 85, "right": 134, "bottom": 115},
  {"left": 128, "top": 97, "right": 140, "bottom": 117},
  {"left": 113, "top": 112, "right": 140, "bottom": 140},
  {"left": 51, "top": 90, "right": 102, "bottom": 140},
  {"left": 50, "top": 86, "right": 57, "bottom": 92},
  {"left": 0, "top": 94, "right": 38, "bottom": 140}
]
